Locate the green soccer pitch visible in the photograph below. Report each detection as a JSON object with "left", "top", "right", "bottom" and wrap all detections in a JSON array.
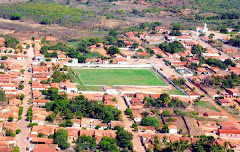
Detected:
[{"left": 73, "top": 68, "right": 168, "bottom": 86}]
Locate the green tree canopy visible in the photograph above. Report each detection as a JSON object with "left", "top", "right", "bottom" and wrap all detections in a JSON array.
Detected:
[{"left": 53, "top": 129, "right": 70, "bottom": 149}]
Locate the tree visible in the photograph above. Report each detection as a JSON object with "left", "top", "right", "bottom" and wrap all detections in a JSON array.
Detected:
[
  {"left": 169, "top": 30, "right": 182, "bottom": 36},
  {"left": 6, "top": 129, "right": 16, "bottom": 137},
  {"left": 16, "top": 129, "right": 21, "bottom": 134},
  {"left": 41, "top": 18, "right": 52, "bottom": 25},
  {"left": 172, "top": 23, "right": 182, "bottom": 30},
  {"left": 99, "top": 136, "right": 118, "bottom": 151},
  {"left": 132, "top": 42, "right": 139, "bottom": 49},
  {"left": 8, "top": 116, "right": 13, "bottom": 122},
  {"left": 1, "top": 56, "right": 8, "bottom": 60},
  {"left": 11, "top": 13, "right": 22, "bottom": 20},
  {"left": 20, "top": 94, "right": 25, "bottom": 100},
  {"left": 0, "top": 90, "right": 6, "bottom": 101},
  {"left": 162, "top": 124, "right": 169, "bottom": 133},
  {"left": 220, "top": 28, "right": 228, "bottom": 34},
  {"left": 12, "top": 147, "right": 20, "bottom": 152},
  {"left": 162, "top": 110, "right": 170, "bottom": 116},
  {"left": 116, "top": 127, "right": 133, "bottom": 148},
  {"left": 107, "top": 46, "right": 120, "bottom": 56},
  {"left": 53, "top": 129, "right": 70, "bottom": 149},
  {"left": 75, "top": 135, "right": 96, "bottom": 151},
  {"left": 38, "top": 133, "right": 45, "bottom": 137},
  {"left": 66, "top": 113, "right": 74, "bottom": 119},
  {"left": 109, "top": 29, "right": 118, "bottom": 37},
  {"left": 141, "top": 117, "right": 159, "bottom": 129}
]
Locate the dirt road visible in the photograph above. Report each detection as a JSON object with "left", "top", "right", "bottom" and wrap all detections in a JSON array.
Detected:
[
  {"left": 16, "top": 47, "right": 34, "bottom": 152},
  {"left": 116, "top": 95, "right": 145, "bottom": 152}
]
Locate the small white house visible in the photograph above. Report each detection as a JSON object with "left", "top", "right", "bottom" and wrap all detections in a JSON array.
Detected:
[
  {"left": 16, "top": 55, "right": 25, "bottom": 60},
  {"left": 65, "top": 80, "right": 78, "bottom": 93},
  {"left": 169, "top": 125, "right": 178, "bottom": 134}
]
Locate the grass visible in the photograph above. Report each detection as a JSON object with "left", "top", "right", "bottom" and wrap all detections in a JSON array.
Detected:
[
  {"left": 73, "top": 68, "right": 168, "bottom": 86},
  {"left": 68, "top": 68, "right": 103, "bottom": 91},
  {"left": 195, "top": 101, "right": 221, "bottom": 112},
  {"left": 162, "top": 89, "right": 185, "bottom": 95},
  {"left": 68, "top": 42, "right": 79, "bottom": 47}
]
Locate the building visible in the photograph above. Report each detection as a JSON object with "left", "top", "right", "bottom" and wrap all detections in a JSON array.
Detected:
[
  {"left": 203, "top": 112, "right": 228, "bottom": 119},
  {"left": 169, "top": 125, "right": 178, "bottom": 134},
  {"left": 64, "top": 80, "right": 78, "bottom": 93},
  {"left": 218, "top": 129, "right": 240, "bottom": 138},
  {"left": 217, "top": 99, "right": 231, "bottom": 106},
  {"left": 225, "top": 88, "right": 239, "bottom": 97},
  {"left": 196, "top": 23, "right": 208, "bottom": 36},
  {"left": 32, "top": 99, "right": 50, "bottom": 108}
]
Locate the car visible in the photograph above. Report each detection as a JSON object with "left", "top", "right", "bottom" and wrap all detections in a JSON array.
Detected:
[
  {"left": 28, "top": 68, "right": 32, "bottom": 72},
  {"left": 160, "top": 68, "right": 164, "bottom": 71}
]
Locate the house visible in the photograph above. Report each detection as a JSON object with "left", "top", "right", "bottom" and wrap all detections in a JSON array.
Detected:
[
  {"left": 46, "top": 36, "right": 56, "bottom": 41},
  {"left": 115, "top": 58, "right": 128, "bottom": 64},
  {"left": 218, "top": 129, "right": 240, "bottom": 138},
  {"left": 124, "top": 41, "right": 134, "bottom": 47},
  {"left": 64, "top": 80, "right": 78, "bottom": 93},
  {"left": 233, "top": 55, "right": 240, "bottom": 60},
  {"left": 225, "top": 88, "right": 239, "bottom": 97},
  {"left": 155, "top": 26, "right": 168, "bottom": 33},
  {"left": 169, "top": 125, "right": 178, "bottom": 134},
  {"left": 31, "top": 125, "right": 55, "bottom": 136},
  {"left": 186, "top": 92, "right": 201, "bottom": 99},
  {"left": 110, "top": 121, "right": 125, "bottom": 129},
  {"left": 223, "top": 49, "right": 237, "bottom": 54},
  {"left": 0, "top": 136, "right": 15, "bottom": 145},
  {"left": 138, "top": 126, "right": 156, "bottom": 133},
  {"left": 196, "top": 67, "right": 209, "bottom": 75},
  {"left": 229, "top": 67, "right": 240, "bottom": 75},
  {"left": 16, "top": 55, "right": 25, "bottom": 60},
  {"left": 203, "top": 112, "right": 228, "bottom": 119},
  {"left": 176, "top": 36, "right": 193, "bottom": 41},
  {"left": 208, "top": 92, "right": 219, "bottom": 98},
  {"left": 217, "top": 99, "right": 231, "bottom": 106},
  {"left": 31, "top": 138, "right": 53, "bottom": 144},
  {"left": 136, "top": 52, "right": 149, "bottom": 57},
  {"left": 80, "top": 118, "right": 95, "bottom": 128},
  {"left": 33, "top": 144, "right": 57, "bottom": 152},
  {"left": 32, "top": 99, "right": 50, "bottom": 108},
  {"left": 201, "top": 36, "right": 209, "bottom": 42},
  {"left": 32, "top": 66, "right": 49, "bottom": 73},
  {"left": 8, "top": 98, "right": 20, "bottom": 106},
  {"left": 71, "top": 119, "right": 81, "bottom": 127},
  {"left": 66, "top": 128, "right": 79, "bottom": 144},
  {"left": 132, "top": 109, "right": 142, "bottom": 122}
]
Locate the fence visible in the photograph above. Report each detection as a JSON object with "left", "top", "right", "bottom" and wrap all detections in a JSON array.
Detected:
[{"left": 151, "top": 64, "right": 188, "bottom": 96}]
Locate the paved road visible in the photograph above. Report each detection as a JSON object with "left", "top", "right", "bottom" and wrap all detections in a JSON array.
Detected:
[
  {"left": 116, "top": 95, "right": 145, "bottom": 152},
  {"left": 16, "top": 47, "right": 34, "bottom": 152}
]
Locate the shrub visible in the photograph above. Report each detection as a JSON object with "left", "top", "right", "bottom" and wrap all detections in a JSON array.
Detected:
[
  {"left": 11, "top": 13, "right": 22, "bottom": 20},
  {"left": 41, "top": 18, "right": 52, "bottom": 25},
  {"left": 8, "top": 116, "right": 14, "bottom": 122},
  {"left": 16, "top": 129, "right": 21, "bottom": 134}
]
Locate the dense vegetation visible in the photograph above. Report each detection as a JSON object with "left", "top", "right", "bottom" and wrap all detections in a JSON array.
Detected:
[
  {"left": 159, "top": 41, "right": 184, "bottom": 54},
  {"left": 45, "top": 93, "right": 122, "bottom": 123},
  {"left": 0, "top": 1, "right": 93, "bottom": 26},
  {"left": 0, "top": 35, "right": 19, "bottom": 48},
  {"left": 144, "top": 93, "right": 189, "bottom": 108},
  {"left": 203, "top": 73, "right": 240, "bottom": 89},
  {"left": 75, "top": 126, "right": 133, "bottom": 151}
]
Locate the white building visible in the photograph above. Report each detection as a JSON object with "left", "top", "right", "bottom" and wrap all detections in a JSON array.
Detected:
[
  {"left": 169, "top": 125, "right": 178, "bottom": 134},
  {"left": 196, "top": 23, "right": 208, "bottom": 36}
]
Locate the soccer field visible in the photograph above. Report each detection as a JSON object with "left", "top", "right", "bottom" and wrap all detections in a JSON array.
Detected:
[{"left": 74, "top": 68, "right": 168, "bottom": 86}]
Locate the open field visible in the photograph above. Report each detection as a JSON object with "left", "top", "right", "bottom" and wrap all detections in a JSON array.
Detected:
[
  {"left": 73, "top": 68, "right": 168, "bottom": 86},
  {"left": 162, "top": 89, "right": 185, "bottom": 95},
  {"left": 68, "top": 68, "right": 104, "bottom": 91}
]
